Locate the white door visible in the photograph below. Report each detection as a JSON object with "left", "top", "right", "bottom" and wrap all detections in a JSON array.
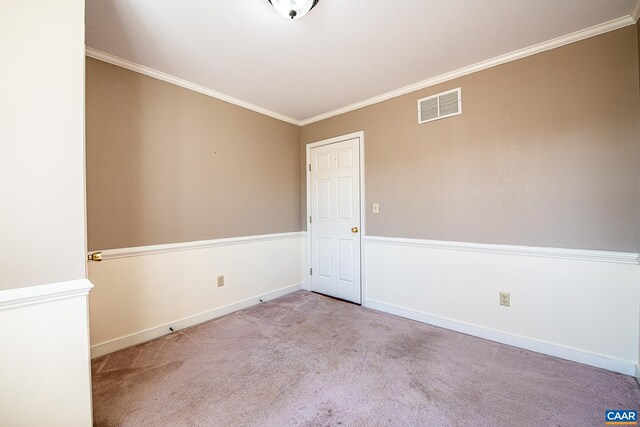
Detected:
[{"left": 309, "top": 137, "right": 361, "bottom": 304}]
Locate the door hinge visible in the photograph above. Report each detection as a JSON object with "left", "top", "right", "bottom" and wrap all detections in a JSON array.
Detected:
[
  {"left": 310, "top": 268, "right": 312, "bottom": 275},
  {"left": 308, "top": 164, "right": 311, "bottom": 172},
  {"left": 309, "top": 216, "right": 312, "bottom": 223}
]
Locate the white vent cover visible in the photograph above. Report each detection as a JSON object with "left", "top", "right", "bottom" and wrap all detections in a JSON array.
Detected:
[{"left": 418, "top": 88, "right": 462, "bottom": 124}]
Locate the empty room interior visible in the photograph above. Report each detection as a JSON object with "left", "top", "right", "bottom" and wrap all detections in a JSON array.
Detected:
[{"left": 2, "top": 0, "right": 640, "bottom": 425}]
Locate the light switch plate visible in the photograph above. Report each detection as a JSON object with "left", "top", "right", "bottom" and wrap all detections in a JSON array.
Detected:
[{"left": 373, "top": 203, "right": 379, "bottom": 214}]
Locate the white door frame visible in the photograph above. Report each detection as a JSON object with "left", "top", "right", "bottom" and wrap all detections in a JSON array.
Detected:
[{"left": 305, "top": 131, "right": 366, "bottom": 305}]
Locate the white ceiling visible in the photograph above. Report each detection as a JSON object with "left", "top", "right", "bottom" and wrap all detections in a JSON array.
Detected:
[{"left": 85, "top": 0, "right": 638, "bottom": 123}]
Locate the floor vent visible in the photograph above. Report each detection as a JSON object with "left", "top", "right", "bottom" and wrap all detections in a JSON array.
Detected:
[{"left": 418, "top": 87, "right": 462, "bottom": 124}]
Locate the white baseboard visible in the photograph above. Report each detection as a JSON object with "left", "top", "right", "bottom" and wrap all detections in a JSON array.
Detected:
[
  {"left": 365, "top": 298, "right": 637, "bottom": 376},
  {"left": 91, "top": 282, "right": 303, "bottom": 358},
  {"left": 636, "top": 365, "right": 640, "bottom": 380}
]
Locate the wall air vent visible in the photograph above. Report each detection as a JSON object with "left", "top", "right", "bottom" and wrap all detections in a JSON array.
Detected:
[{"left": 417, "top": 88, "right": 462, "bottom": 124}]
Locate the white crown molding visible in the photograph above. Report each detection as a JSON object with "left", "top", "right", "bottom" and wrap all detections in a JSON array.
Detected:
[
  {"left": 85, "top": 47, "right": 302, "bottom": 126},
  {"left": 89, "top": 231, "right": 306, "bottom": 261},
  {"left": 0, "top": 279, "right": 93, "bottom": 311},
  {"left": 365, "top": 236, "right": 640, "bottom": 265},
  {"left": 631, "top": 0, "right": 640, "bottom": 22},
  {"left": 365, "top": 298, "right": 637, "bottom": 375},
  {"left": 91, "top": 282, "right": 303, "bottom": 358},
  {"left": 299, "top": 15, "right": 636, "bottom": 126},
  {"left": 88, "top": 12, "right": 636, "bottom": 128}
]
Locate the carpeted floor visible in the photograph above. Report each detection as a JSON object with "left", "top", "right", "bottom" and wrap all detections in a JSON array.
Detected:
[{"left": 92, "top": 291, "right": 639, "bottom": 426}]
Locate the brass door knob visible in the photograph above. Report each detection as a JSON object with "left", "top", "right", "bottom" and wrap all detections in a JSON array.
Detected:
[
  {"left": 351, "top": 227, "right": 359, "bottom": 233},
  {"left": 88, "top": 252, "right": 103, "bottom": 262}
]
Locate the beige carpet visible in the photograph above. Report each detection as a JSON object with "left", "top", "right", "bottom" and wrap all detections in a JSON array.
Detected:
[{"left": 92, "top": 291, "right": 640, "bottom": 426}]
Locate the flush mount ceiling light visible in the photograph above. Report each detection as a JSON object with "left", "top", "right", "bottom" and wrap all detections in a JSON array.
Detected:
[{"left": 268, "top": 0, "right": 319, "bottom": 20}]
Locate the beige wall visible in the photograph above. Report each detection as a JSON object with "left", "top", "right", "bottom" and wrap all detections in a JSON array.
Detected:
[
  {"left": 0, "top": 0, "right": 87, "bottom": 290},
  {"left": 86, "top": 58, "right": 302, "bottom": 250},
  {"left": 302, "top": 26, "right": 640, "bottom": 252}
]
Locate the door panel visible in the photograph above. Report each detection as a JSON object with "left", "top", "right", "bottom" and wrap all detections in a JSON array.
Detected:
[
  {"left": 317, "top": 179, "right": 331, "bottom": 219},
  {"left": 310, "top": 138, "right": 361, "bottom": 304},
  {"left": 317, "top": 152, "right": 331, "bottom": 172},
  {"left": 338, "top": 239, "right": 353, "bottom": 282},
  {"left": 317, "top": 237, "right": 332, "bottom": 278},
  {"left": 337, "top": 177, "right": 353, "bottom": 219}
]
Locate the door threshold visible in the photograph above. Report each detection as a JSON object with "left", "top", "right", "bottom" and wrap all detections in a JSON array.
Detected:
[{"left": 310, "top": 291, "right": 362, "bottom": 306}]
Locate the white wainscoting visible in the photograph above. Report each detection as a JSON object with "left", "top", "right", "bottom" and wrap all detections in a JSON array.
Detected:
[
  {"left": 0, "top": 279, "right": 93, "bottom": 427},
  {"left": 89, "top": 232, "right": 306, "bottom": 358},
  {"left": 364, "top": 236, "right": 640, "bottom": 375}
]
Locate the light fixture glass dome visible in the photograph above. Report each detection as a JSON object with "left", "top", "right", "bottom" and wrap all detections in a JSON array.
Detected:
[{"left": 268, "top": 0, "right": 319, "bottom": 20}]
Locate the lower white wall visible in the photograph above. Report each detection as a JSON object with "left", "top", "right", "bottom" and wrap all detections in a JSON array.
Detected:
[
  {"left": 89, "top": 232, "right": 305, "bottom": 357},
  {"left": 87, "top": 230, "right": 639, "bottom": 376},
  {"left": 364, "top": 236, "right": 640, "bottom": 375},
  {"left": 0, "top": 280, "right": 93, "bottom": 427}
]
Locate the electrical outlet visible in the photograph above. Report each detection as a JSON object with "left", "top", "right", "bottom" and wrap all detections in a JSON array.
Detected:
[
  {"left": 500, "top": 291, "right": 510, "bottom": 307},
  {"left": 217, "top": 275, "right": 224, "bottom": 287},
  {"left": 372, "top": 203, "right": 380, "bottom": 214}
]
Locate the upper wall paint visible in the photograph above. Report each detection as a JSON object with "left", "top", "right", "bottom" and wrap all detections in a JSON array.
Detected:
[
  {"left": 302, "top": 26, "right": 640, "bottom": 252},
  {"left": 86, "top": 59, "right": 303, "bottom": 250},
  {"left": 0, "top": 0, "right": 87, "bottom": 290}
]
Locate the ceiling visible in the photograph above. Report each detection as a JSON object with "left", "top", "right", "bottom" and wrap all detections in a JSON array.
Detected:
[{"left": 85, "top": 0, "right": 638, "bottom": 124}]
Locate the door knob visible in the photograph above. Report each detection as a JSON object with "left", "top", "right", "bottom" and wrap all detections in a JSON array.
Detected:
[
  {"left": 88, "top": 252, "right": 103, "bottom": 262},
  {"left": 351, "top": 227, "right": 359, "bottom": 233}
]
